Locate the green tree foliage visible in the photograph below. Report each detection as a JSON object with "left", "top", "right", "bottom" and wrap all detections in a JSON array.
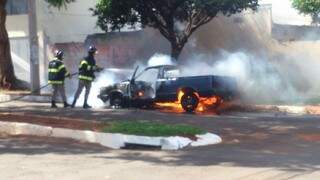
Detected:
[
  {"left": 292, "top": 0, "right": 320, "bottom": 24},
  {"left": 91, "top": 0, "right": 259, "bottom": 60},
  {"left": 45, "top": 0, "right": 76, "bottom": 9}
]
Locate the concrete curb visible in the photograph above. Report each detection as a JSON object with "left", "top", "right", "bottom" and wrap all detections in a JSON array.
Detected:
[
  {"left": 0, "top": 121, "right": 222, "bottom": 150},
  {"left": 276, "top": 106, "right": 307, "bottom": 114},
  {"left": 0, "top": 121, "right": 53, "bottom": 136},
  {"left": 0, "top": 94, "right": 51, "bottom": 103}
]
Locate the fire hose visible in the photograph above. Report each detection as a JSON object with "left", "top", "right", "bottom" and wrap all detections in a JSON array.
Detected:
[
  {"left": 0, "top": 72, "right": 80, "bottom": 104},
  {"left": 0, "top": 43, "right": 105, "bottom": 104}
]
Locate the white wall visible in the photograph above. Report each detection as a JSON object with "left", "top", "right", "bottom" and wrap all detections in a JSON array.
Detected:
[
  {"left": 6, "top": 14, "right": 31, "bottom": 84},
  {"left": 10, "top": 37, "right": 30, "bottom": 83},
  {"left": 37, "top": 0, "right": 103, "bottom": 43},
  {"left": 7, "top": 0, "right": 313, "bottom": 43},
  {"left": 6, "top": 0, "right": 102, "bottom": 43},
  {"left": 182, "top": 6, "right": 273, "bottom": 56},
  {"left": 6, "top": 15, "right": 28, "bottom": 38},
  {"left": 6, "top": 0, "right": 103, "bottom": 87},
  {"left": 260, "top": 0, "right": 312, "bottom": 25}
]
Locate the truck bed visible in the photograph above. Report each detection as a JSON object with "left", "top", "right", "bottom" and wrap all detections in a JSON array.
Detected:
[{"left": 156, "top": 75, "right": 237, "bottom": 102}]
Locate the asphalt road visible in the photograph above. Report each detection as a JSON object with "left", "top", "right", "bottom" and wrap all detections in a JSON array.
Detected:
[{"left": 0, "top": 102, "right": 320, "bottom": 179}]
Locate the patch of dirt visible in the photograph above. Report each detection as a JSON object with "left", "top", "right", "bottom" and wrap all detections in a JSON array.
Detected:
[
  {"left": 222, "top": 104, "right": 320, "bottom": 115},
  {"left": 306, "top": 106, "right": 320, "bottom": 115},
  {"left": 297, "top": 133, "right": 320, "bottom": 142},
  {"left": 0, "top": 113, "right": 199, "bottom": 140},
  {"left": 155, "top": 102, "right": 270, "bottom": 115},
  {"left": 0, "top": 113, "right": 106, "bottom": 131},
  {"left": 222, "top": 103, "right": 280, "bottom": 113}
]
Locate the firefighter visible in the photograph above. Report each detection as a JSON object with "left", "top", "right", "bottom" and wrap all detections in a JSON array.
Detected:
[
  {"left": 71, "top": 45, "right": 102, "bottom": 108},
  {"left": 48, "top": 50, "right": 71, "bottom": 108}
]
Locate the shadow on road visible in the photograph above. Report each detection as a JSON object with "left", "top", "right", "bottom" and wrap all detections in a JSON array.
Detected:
[
  {"left": 0, "top": 135, "right": 108, "bottom": 155},
  {"left": 94, "top": 141, "right": 320, "bottom": 173},
  {"left": 0, "top": 103, "right": 320, "bottom": 173}
]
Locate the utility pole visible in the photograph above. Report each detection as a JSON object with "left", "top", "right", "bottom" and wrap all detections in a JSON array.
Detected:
[{"left": 28, "top": 0, "right": 40, "bottom": 94}]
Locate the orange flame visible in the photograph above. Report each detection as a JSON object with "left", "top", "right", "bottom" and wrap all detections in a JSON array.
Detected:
[
  {"left": 138, "top": 91, "right": 144, "bottom": 97},
  {"left": 156, "top": 90, "right": 222, "bottom": 113},
  {"left": 178, "top": 90, "right": 184, "bottom": 102},
  {"left": 156, "top": 90, "right": 184, "bottom": 112},
  {"left": 197, "top": 95, "right": 220, "bottom": 112}
]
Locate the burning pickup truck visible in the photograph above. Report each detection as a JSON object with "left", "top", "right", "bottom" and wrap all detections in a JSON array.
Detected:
[{"left": 98, "top": 65, "right": 238, "bottom": 112}]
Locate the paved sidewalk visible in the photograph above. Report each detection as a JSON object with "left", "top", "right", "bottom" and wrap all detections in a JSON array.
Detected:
[
  {"left": 1, "top": 135, "right": 320, "bottom": 180},
  {"left": 0, "top": 101, "right": 320, "bottom": 179}
]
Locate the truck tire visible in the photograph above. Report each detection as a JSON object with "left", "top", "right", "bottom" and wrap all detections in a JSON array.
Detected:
[
  {"left": 110, "top": 94, "right": 123, "bottom": 109},
  {"left": 180, "top": 93, "right": 199, "bottom": 113}
]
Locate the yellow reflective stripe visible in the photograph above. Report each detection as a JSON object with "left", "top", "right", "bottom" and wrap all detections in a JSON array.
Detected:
[
  {"left": 58, "top": 64, "right": 65, "bottom": 71},
  {"left": 87, "top": 65, "right": 92, "bottom": 71},
  {"left": 79, "top": 60, "right": 88, "bottom": 68},
  {"left": 49, "top": 69, "right": 59, "bottom": 73},
  {"left": 79, "top": 75, "right": 93, "bottom": 81},
  {"left": 50, "top": 58, "right": 59, "bottom": 62},
  {"left": 49, "top": 66, "right": 64, "bottom": 73},
  {"left": 81, "top": 60, "right": 88, "bottom": 65},
  {"left": 48, "top": 80, "right": 63, "bottom": 84}
]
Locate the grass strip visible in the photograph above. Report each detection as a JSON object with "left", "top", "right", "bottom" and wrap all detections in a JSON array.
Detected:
[{"left": 102, "top": 121, "right": 205, "bottom": 137}]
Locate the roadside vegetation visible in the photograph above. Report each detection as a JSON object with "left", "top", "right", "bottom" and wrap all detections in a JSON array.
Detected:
[
  {"left": 92, "top": 0, "right": 258, "bottom": 60},
  {"left": 292, "top": 0, "right": 320, "bottom": 24},
  {"left": 103, "top": 121, "right": 205, "bottom": 137},
  {"left": 0, "top": 0, "right": 259, "bottom": 90}
]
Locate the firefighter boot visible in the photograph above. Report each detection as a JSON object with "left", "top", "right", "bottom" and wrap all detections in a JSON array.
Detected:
[
  {"left": 71, "top": 100, "right": 76, "bottom": 108},
  {"left": 83, "top": 103, "right": 92, "bottom": 109},
  {"left": 51, "top": 101, "right": 58, "bottom": 108},
  {"left": 64, "top": 102, "right": 71, "bottom": 108}
]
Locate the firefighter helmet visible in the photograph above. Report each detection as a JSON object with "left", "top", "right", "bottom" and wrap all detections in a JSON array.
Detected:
[
  {"left": 88, "top": 45, "right": 97, "bottom": 54},
  {"left": 54, "top": 50, "right": 64, "bottom": 59}
]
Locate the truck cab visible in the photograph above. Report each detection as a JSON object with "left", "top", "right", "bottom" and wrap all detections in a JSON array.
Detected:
[{"left": 98, "top": 65, "right": 238, "bottom": 112}]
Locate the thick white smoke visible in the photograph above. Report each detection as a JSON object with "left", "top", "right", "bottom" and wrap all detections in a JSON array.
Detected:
[
  {"left": 147, "top": 52, "right": 301, "bottom": 104},
  {"left": 68, "top": 49, "right": 319, "bottom": 108},
  {"left": 69, "top": 54, "right": 174, "bottom": 108},
  {"left": 69, "top": 70, "right": 121, "bottom": 108},
  {"left": 174, "top": 20, "right": 186, "bottom": 33},
  {"left": 148, "top": 53, "right": 176, "bottom": 66},
  {"left": 181, "top": 51, "right": 300, "bottom": 104}
]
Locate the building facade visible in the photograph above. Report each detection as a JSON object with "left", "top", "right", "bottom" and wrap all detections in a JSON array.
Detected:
[
  {"left": 260, "top": 0, "right": 312, "bottom": 25},
  {"left": 6, "top": 0, "right": 101, "bottom": 88},
  {"left": 6, "top": 0, "right": 278, "bottom": 92}
]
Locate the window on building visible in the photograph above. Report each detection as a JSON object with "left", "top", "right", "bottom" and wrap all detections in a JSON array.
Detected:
[{"left": 6, "top": 0, "right": 28, "bottom": 15}]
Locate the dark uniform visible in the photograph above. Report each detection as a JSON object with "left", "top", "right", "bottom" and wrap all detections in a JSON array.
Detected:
[
  {"left": 48, "top": 50, "right": 70, "bottom": 108},
  {"left": 71, "top": 46, "right": 101, "bottom": 108}
]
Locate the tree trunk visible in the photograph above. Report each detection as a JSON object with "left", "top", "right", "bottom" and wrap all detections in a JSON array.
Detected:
[
  {"left": 170, "top": 42, "right": 184, "bottom": 61},
  {"left": 0, "top": 0, "right": 17, "bottom": 89}
]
